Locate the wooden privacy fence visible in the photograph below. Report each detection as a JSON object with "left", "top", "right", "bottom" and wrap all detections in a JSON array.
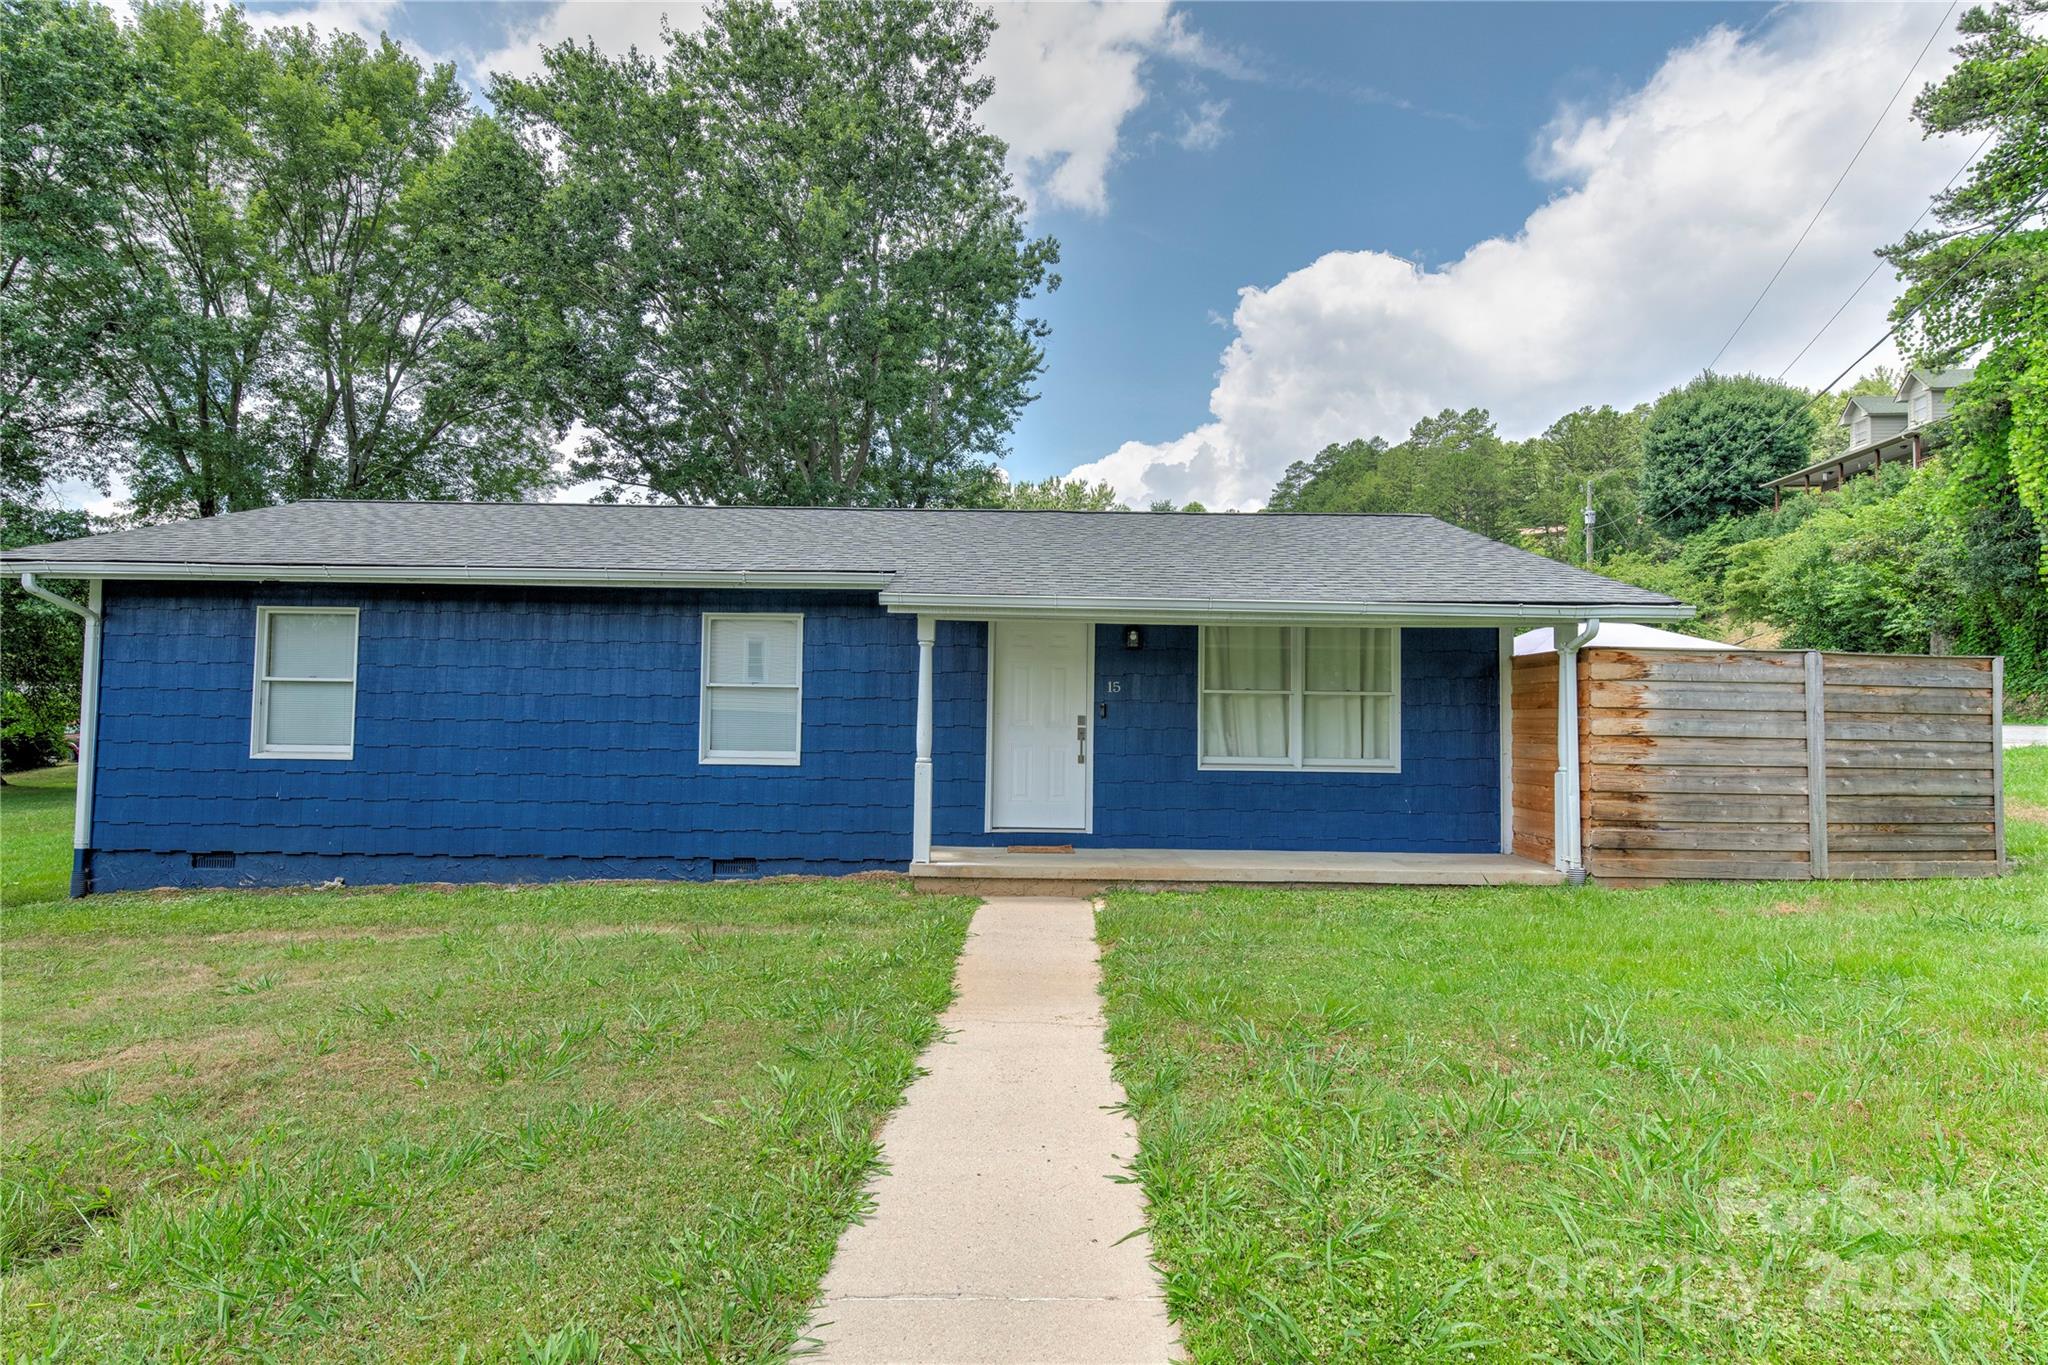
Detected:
[{"left": 1513, "top": 647, "right": 2006, "bottom": 883}]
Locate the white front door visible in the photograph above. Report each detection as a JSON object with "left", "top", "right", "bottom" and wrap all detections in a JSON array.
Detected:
[{"left": 988, "top": 619, "right": 1091, "bottom": 831}]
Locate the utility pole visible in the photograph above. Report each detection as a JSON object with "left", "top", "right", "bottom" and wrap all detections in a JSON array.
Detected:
[{"left": 1582, "top": 479, "right": 1595, "bottom": 567}]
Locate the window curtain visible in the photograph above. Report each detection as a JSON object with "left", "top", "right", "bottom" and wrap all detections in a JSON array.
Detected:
[
  {"left": 1303, "top": 628, "right": 1393, "bottom": 762},
  {"left": 1201, "top": 626, "right": 1290, "bottom": 759}
]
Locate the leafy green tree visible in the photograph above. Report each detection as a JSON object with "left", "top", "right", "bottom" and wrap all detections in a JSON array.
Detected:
[
  {"left": 1639, "top": 374, "right": 1818, "bottom": 537},
  {"left": 1880, "top": 0, "right": 2046, "bottom": 571},
  {"left": 77, "top": 2, "right": 280, "bottom": 517},
  {"left": 255, "top": 30, "right": 570, "bottom": 503},
  {"left": 978, "top": 475, "right": 1123, "bottom": 510},
  {"left": 0, "top": 0, "right": 138, "bottom": 504},
  {"left": 1264, "top": 409, "right": 1524, "bottom": 539},
  {"left": 3, "top": 0, "right": 568, "bottom": 517},
  {"left": 0, "top": 500, "right": 88, "bottom": 770},
  {"left": 494, "top": 0, "right": 1059, "bottom": 507},
  {"left": 1265, "top": 437, "right": 1389, "bottom": 513},
  {"left": 1519, "top": 404, "right": 1646, "bottom": 562}
]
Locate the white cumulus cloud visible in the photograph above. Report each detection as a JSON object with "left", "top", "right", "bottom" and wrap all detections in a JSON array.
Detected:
[
  {"left": 1067, "top": 4, "right": 1978, "bottom": 510},
  {"left": 465, "top": 1, "right": 1191, "bottom": 214}
]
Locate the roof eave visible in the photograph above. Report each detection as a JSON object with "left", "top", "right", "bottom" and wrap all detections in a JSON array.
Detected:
[
  {"left": 877, "top": 591, "right": 1693, "bottom": 624},
  {"left": 0, "top": 560, "right": 897, "bottom": 591}
]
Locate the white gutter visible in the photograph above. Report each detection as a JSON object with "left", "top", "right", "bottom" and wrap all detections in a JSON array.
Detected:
[
  {"left": 0, "top": 562, "right": 895, "bottom": 590},
  {"left": 1555, "top": 617, "right": 1600, "bottom": 882},
  {"left": 878, "top": 594, "right": 1692, "bottom": 624},
  {"left": 19, "top": 574, "right": 102, "bottom": 897},
  {"left": 0, "top": 563, "right": 1692, "bottom": 623}
]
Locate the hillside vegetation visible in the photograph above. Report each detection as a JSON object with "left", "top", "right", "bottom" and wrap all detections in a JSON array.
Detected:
[{"left": 1266, "top": 3, "right": 2047, "bottom": 710}]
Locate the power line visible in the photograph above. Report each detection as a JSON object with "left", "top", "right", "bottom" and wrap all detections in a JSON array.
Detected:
[
  {"left": 1775, "top": 175, "right": 2048, "bottom": 420},
  {"left": 1774, "top": 130, "right": 1995, "bottom": 381},
  {"left": 1627, "top": 174, "right": 2048, "bottom": 544},
  {"left": 1705, "top": 0, "right": 1957, "bottom": 374}
]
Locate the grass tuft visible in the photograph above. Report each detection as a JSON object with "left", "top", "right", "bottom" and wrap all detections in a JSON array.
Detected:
[
  {"left": 1101, "top": 748, "right": 2048, "bottom": 1363},
  {"left": 0, "top": 829, "right": 973, "bottom": 1361}
]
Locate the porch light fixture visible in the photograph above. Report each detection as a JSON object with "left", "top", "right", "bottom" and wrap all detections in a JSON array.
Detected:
[{"left": 1122, "top": 626, "right": 1143, "bottom": 651}]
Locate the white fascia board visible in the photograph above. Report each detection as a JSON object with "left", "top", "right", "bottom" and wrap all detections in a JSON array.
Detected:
[
  {"left": 0, "top": 562, "right": 896, "bottom": 591},
  {"left": 878, "top": 593, "right": 1695, "bottom": 625}
]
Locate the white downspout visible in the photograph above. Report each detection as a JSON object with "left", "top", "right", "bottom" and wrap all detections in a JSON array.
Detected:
[
  {"left": 19, "top": 574, "right": 102, "bottom": 897},
  {"left": 1555, "top": 618, "right": 1599, "bottom": 882},
  {"left": 912, "top": 615, "right": 936, "bottom": 866}
]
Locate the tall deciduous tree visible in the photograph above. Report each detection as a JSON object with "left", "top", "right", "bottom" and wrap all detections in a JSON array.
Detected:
[
  {"left": 1639, "top": 374, "right": 1818, "bottom": 537},
  {"left": 256, "top": 32, "right": 568, "bottom": 503},
  {"left": 2, "top": 0, "right": 569, "bottom": 517},
  {"left": 0, "top": 0, "right": 137, "bottom": 504},
  {"left": 494, "top": 0, "right": 1059, "bottom": 507},
  {"left": 0, "top": 500, "right": 89, "bottom": 769}
]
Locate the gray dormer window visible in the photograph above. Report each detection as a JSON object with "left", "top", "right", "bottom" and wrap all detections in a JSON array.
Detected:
[{"left": 1912, "top": 392, "right": 1933, "bottom": 425}]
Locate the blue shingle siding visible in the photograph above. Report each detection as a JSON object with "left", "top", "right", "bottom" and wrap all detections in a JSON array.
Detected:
[
  {"left": 933, "top": 624, "right": 1501, "bottom": 853},
  {"left": 88, "top": 582, "right": 916, "bottom": 891},
  {"left": 85, "top": 588, "right": 1502, "bottom": 891}
]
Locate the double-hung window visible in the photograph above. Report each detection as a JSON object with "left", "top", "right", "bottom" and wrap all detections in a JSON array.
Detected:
[
  {"left": 252, "top": 607, "right": 359, "bottom": 759},
  {"left": 1199, "top": 625, "right": 1398, "bottom": 771},
  {"left": 701, "top": 613, "right": 803, "bottom": 764}
]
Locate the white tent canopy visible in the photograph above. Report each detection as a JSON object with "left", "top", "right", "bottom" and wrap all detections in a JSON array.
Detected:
[{"left": 1514, "top": 622, "right": 1741, "bottom": 656}]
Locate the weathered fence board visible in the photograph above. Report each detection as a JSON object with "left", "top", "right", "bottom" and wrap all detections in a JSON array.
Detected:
[
  {"left": 1510, "top": 654, "right": 1559, "bottom": 864},
  {"left": 1587, "top": 766, "right": 1809, "bottom": 796},
  {"left": 1827, "top": 740, "right": 1996, "bottom": 769},
  {"left": 1552, "top": 645, "right": 2005, "bottom": 885}
]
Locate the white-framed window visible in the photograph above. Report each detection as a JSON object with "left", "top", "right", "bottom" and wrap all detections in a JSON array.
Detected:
[
  {"left": 1912, "top": 392, "right": 1933, "bottom": 425},
  {"left": 700, "top": 613, "right": 803, "bottom": 765},
  {"left": 251, "top": 606, "right": 359, "bottom": 759},
  {"left": 1198, "top": 625, "right": 1399, "bottom": 771}
]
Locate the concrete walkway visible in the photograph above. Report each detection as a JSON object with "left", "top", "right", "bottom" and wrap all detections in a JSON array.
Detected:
[
  {"left": 806, "top": 898, "right": 1180, "bottom": 1364},
  {"left": 2006, "top": 724, "right": 2048, "bottom": 748}
]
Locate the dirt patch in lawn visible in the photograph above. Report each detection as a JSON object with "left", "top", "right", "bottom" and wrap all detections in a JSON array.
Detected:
[{"left": 45, "top": 1026, "right": 278, "bottom": 1084}]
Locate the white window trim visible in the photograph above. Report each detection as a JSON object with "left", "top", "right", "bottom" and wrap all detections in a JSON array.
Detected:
[
  {"left": 699, "top": 612, "right": 804, "bottom": 766},
  {"left": 250, "top": 605, "right": 359, "bottom": 760},
  {"left": 1196, "top": 624, "right": 1401, "bottom": 773}
]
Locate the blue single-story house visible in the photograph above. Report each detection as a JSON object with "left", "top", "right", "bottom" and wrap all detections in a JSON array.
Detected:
[{"left": 6, "top": 502, "right": 1689, "bottom": 895}]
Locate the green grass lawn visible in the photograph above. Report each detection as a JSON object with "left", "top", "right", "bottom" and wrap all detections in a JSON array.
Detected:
[
  {"left": 7, "top": 755, "right": 2047, "bottom": 1361},
  {"left": 1101, "top": 748, "right": 2048, "bottom": 1363},
  {"left": 1, "top": 765, "right": 78, "bottom": 908},
  {"left": 1, "top": 873, "right": 974, "bottom": 1361}
]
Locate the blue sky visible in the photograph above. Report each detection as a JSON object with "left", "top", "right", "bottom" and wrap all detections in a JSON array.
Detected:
[
  {"left": 1005, "top": 3, "right": 1780, "bottom": 483},
  {"left": 239, "top": 1, "right": 1975, "bottom": 509}
]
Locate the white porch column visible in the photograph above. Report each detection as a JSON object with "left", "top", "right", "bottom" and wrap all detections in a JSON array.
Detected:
[
  {"left": 912, "top": 615, "right": 936, "bottom": 865},
  {"left": 1497, "top": 626, "right": 1514, "bottom": 854},
  {"left": 1554, "top": 618, "right": 1598, "bottom": 879},
  {"left": 18, "top": 574, "right": 101, "bottom": 896}
]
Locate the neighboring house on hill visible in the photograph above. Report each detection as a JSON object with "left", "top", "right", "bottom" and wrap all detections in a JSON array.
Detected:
[
  {"left": 5, "top": 502, "right": 1689, "bottom": 896},
  {"left": 1765, "top": 367, "right": 1974, "bottom": 507}
]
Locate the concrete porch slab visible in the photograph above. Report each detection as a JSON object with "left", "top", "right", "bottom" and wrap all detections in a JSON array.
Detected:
[{"left": 911, "top": 846, "right": 1562, "bottom": 896}]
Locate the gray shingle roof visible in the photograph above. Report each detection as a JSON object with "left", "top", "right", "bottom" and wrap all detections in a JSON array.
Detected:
[
  {"left": 1907, "top": 367, "right": 1974, "bottom": 392},
  {"left": 3, "top": 500, "right": 1687, "bottom": 616}
]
